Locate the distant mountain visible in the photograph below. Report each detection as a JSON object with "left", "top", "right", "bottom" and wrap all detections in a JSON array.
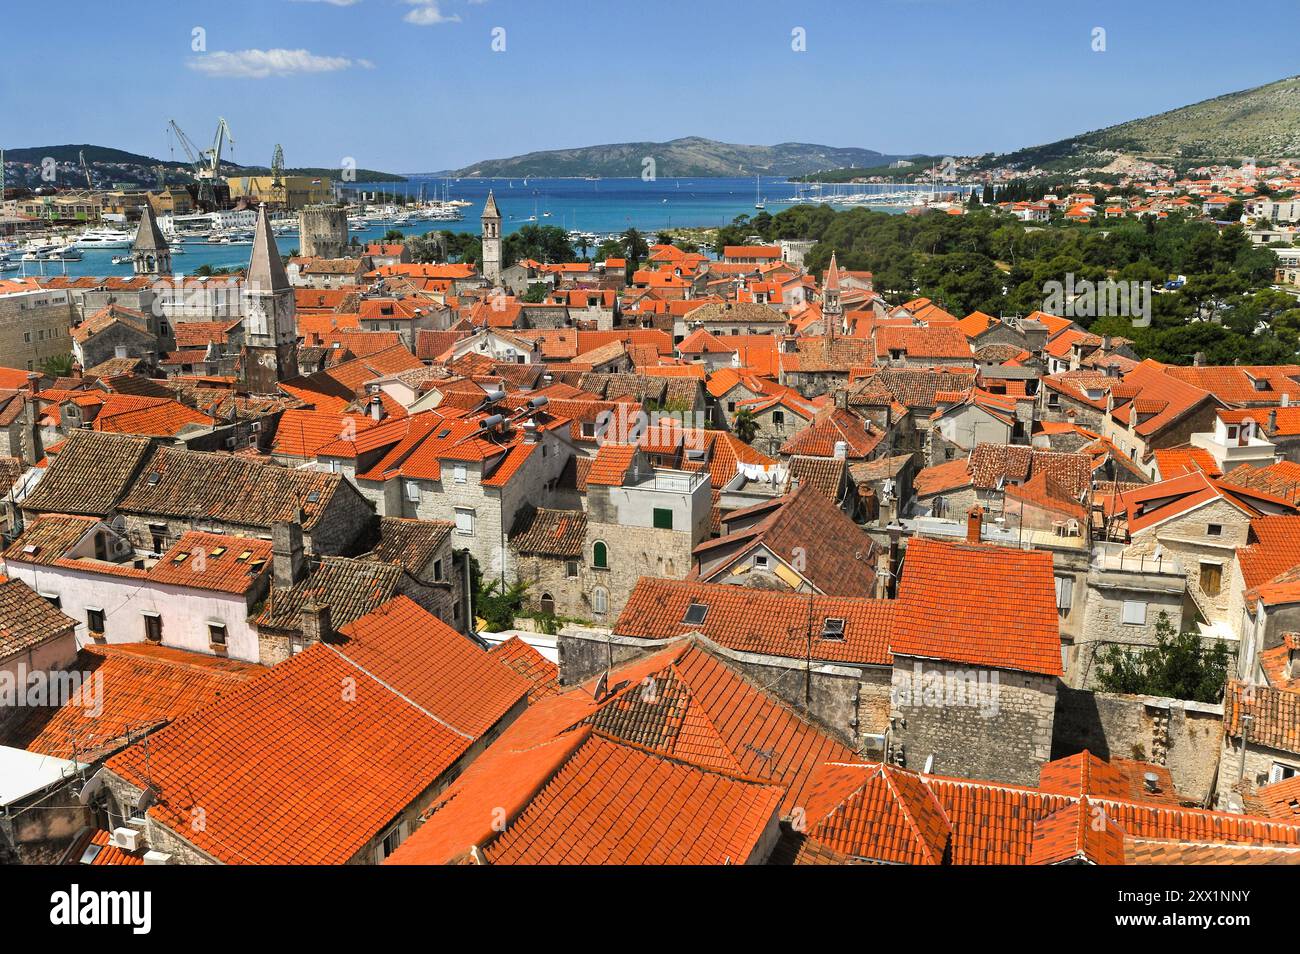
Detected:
[
  {"left": 997, "top": 74, "right": 1300, "bottom": 169},
  {"left": 2, "top": 143, "right": 405, "bottom": 187},
  {"left": 443, "top": 136, "right": 918, "bottom": 178}
]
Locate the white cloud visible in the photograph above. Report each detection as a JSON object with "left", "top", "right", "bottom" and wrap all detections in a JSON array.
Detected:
[
  {"left": 188, "top": 48, "right": 373, "bottom": 79},
  {"left": 404, "top": 1, "right": 461, "bottom": 26},
  {"left": 289, "top": 0, "right": 363, "bottom": 6}
]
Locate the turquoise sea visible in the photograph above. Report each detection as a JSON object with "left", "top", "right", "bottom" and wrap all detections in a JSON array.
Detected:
[{"left": 14, "top": 176, "right": 941, "bottom": 278}]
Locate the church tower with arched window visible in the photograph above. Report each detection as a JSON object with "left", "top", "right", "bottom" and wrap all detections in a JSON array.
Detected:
[{"left": 131, "top": 203, "right": 171, "bottom": 275}]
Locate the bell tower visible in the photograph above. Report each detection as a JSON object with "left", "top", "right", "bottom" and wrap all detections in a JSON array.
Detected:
[
  {"left": 481, "top": 190, "right": 502, "bottom": 287},
  {"left": 132, "top": 203, "right": 171, "bottom": 275},
  {"left": 242, "top": 204, "right": 298, "bottom": 393}
]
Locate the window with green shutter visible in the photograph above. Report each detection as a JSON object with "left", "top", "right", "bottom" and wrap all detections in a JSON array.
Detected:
[{"left": 653, "top": 508, "right": 673, "bottom": 530}]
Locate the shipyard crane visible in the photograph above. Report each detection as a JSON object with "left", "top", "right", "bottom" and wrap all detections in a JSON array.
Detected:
[
  {"left": 78, "top": 150, "right": 93, "bottom": 190},
  {"left": 166, "top": 117, "right": 235, "bottom": 210}
]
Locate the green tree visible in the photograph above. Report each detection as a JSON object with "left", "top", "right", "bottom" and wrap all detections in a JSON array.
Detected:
[
  {"left": 382, "top": 228, "right": 405, "bottom": 243},
  {"left": 732, "top": 407, "right": 759, "bottom": 444},
  {"left": 475, "top": 577, "right": 530, "bottom": 633},
  {"left": 41, "top": 353, "right": 74, "bottom": 377},
  {"left": 1093, "top": 612, "right": 1230, "bottom": 703},
  {"left": 621, "top": 227, "right": 648, "bottom": 274}
]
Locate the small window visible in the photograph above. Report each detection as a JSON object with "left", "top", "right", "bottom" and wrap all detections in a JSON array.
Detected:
[
  {"left": 454, "top": 507, "right": 474, "bottom": 535},
  {"left": 1055, "top": 576, "right": 1073, "bottom": 611},
  {"left": 405, "top": 481, "right": 421, "bottom": 503},
  {"left": 143, "top": 613, "right": 163, "bottom": 642},
  {"left": 539, "top": 593, "right": 555, "bottom": 616},
  {"left": 683, "top": 602, "right": 708, "bottom": 625},
  {"left": 821, "top": 617, "right": 846, "bottom": 640},
  {"left": 592, "top": 586, "right": 608, "bottom": 616},
  {"left": 754, "top": 554, "right": 769, "bottom": 570},
  {"left": 772, "top": 411, "right": 785, "bottom": 426},
  {"left": 565, "top": 560, "right": 579, "bottom": 579},
  {"left": 380, "top": 824, "right": 403, "bottom": 859},
  {"left": 1121, "top": 600, "right": 1147, "bottom": 626},
  {"left": 1200, "top": 561, "right": 1223, "bottom": 597},
  {"left": 652, "top": 508, "right": 673, "bottom": 530},
  {"left": 453, "top": 464, "right": 467, "bottom": 484},
  {"left": 40, "top": 592, "right": 61, "bottom": 610},
  {"left": 592, "top": 540, "right": 608, "bottom": 569},
  {"left": 433, "top": 558, "right": 443, "bottom": 581},
  {"left": 208, "top": 622, "right": 227, "bottom": 646},
  {"left": 87, "top": 608, "right": 105, "bottom": 635},
  {"left": 1207, "top": 524, "right": 1222, "bottom": 536}
]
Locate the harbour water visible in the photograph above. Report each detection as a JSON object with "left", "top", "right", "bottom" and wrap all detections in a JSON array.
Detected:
[{"left": 7, "top": 176, "right": 947, "bottom": 279}]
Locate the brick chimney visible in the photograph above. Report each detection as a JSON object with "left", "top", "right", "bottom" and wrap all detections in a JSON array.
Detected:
[
  {"left": 966, "top": 505, "right": 984, "bottom": 545},
  {"left": 271, "top": 520, "right": 306, "bottom": 589},
  {"left": 1269, "top": 408, "right": 1278, "bottom": 435}
]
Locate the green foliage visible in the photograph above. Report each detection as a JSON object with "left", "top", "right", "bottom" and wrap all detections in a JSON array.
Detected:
[
  {"left": 732, "top": 407, "right": 758, "bottom": 444},
  {"left": 41, "top": 353, "right": 74, "bottom": 377},
  {"left": 475, "top": 577, "right": 530, "bottom": 633},
  {"left": 1093, "top": 612, "right": 1230, "bottom": 703},
  {"left": 503, "top": 224, "right": 574, "bottom": 265},
  {"left": 382, "top": 228, "right": 405, "bottom": 243},
  {"left": 716, "top": 202, "right": 1297, "bottom": 365},
  {"left": 521, "top": 283, "right": 549, "bottom": 303}
]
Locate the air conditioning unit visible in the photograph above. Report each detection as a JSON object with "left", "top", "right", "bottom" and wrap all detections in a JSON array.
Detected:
[
  {"left": 111, "top": 827, "right": 140, "bottom": 852},
  {"left": 142, "top": 850, "right": 171, "bottom": 866}
]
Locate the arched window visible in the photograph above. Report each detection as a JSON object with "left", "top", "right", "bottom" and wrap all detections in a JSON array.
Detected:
[
  {"left": 592, "top": 587, "right": 608, "bottom": 617},
  {"left": 592, "top": 540, "right": 608, "bottom": 569},
  {"left": 539, "top": 593, "right": 555, "bottom": 616}
]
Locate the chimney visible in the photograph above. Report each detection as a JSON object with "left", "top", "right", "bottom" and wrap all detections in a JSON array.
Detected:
[
  {"left": 834, "top": 389, "right": 848, "bottom": 410},
  {"left": 369, "top": 393, "right": 385, "bottom": 422},
  {"left": 271, "top": 520, "right": 306, "bottom": 588},
  {"left": 1100, "top": 334, "right": 1111, "bottom": 352},
  {"left": 25, "top": 372, "right": 40, "bottom": 394},
  {"left": 301, "top": 601, "right": 333, "bottom": 645},
  {"left": 1287, "top": 635, "right": 1300, "bottom": 680},
  {"left": 966, "top": 505, "right": 984, "bottom": 545},
  {"left": 1193, "top": 351, "right": 1205, "bottom": 367},
  {"left": 1268, "top": 408, "right": 1279, "bottom": 435},
  {"left": 1142, "top": 772, "right": 1159, "bottom": 794},
  {"left": 71, "top": 361, "right": 83, "bottom": 380},
  {"left": 833, "top": 440, "right": 848, "bottom": 460},
  {"left": 875, "top": 551, "right": 890, "bottom": 599}
]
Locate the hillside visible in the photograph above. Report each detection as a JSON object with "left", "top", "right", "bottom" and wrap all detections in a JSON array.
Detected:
[
  {"left": 998, "top": 74, "right": 1300, "bottom": 169},
  {"left": 444, "top": 136, "right": 916, "bottom": 178},
  {"left": 2, "top": 143, "right": 404, "bottom": 187}
]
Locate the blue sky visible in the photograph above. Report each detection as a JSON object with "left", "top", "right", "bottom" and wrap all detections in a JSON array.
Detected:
[{"left": 1, "top": 0, "right": 1293, "bottom": 173}]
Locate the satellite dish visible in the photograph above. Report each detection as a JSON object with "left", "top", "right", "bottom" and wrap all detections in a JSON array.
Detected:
[
  {"left": 923, "top": 754, "right": 935, "bottom": 775},
  {"left": 593, "top": 671, "right": 608, "bottom": 702}
]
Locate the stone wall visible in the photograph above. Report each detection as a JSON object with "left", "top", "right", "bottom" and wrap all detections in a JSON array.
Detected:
[
  {"left": 1053, "top": 686, "right": 1224, "bottom": 803},
  {"left": 889, "top": 657, "right": 1057, "bottom": 787},
  {"left": 556, "top": 625, "right": 892, "bottom": 753}
]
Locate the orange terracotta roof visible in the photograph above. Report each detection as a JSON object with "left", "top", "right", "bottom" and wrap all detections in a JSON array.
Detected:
[
  {"left": 105, "top": 597, "right": 529, "bottom": 865},
  {"left": 893, "top": 537, "right": 1062, "bottom": 676}
]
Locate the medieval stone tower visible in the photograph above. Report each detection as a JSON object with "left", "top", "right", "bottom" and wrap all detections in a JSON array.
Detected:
[
  {"left": 132, "top": 203, "right": 171, "bottom": 276},
  {"left": 298, "top": 204, "right": 349, "bottom": 259},
  {"left": 243, "top": 204, "right": 299, "bottom": 394},
  {"left": 823, "top": 251, "right": 842, "bottom": 339},
  {"left": 481, "top": 190, "right": 502, "bottom": 287}
]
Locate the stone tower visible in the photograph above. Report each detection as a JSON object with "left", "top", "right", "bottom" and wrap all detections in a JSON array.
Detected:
[
  {"left": 132, "top": 203, "right": 171, "bottom": 276},
  {"left": 823, "top": 251, "right": 842, "bottom": 340},
  {"left": 242, "top": 204, "right": 299, "bottom": 394},
  {"left": 481, "top": 190, "right": 502, "bottom": 287},
  {"left": 298, "top": 204, "right": 348, "bottom": 259}
]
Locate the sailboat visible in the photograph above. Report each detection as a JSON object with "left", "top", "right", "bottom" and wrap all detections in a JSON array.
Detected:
[{"left": 754, "top": 174, "right": 766, "bottom": 211}]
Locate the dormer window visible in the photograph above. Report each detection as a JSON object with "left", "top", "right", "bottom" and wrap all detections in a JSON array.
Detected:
[{"left": 821, "top": 617, "right": 846, "bottom": 640}]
